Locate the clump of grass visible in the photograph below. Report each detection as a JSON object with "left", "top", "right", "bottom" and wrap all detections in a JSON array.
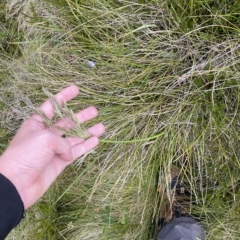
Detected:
[
  {"left": 165, "top": 0, "right": 240, "bottom": 36},
  {"left": 2, "top": 0, "right": 240, "bottom": 240}
]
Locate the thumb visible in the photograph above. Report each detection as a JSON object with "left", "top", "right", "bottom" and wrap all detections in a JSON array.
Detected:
[{"left": 17, "top": 116, "right": 46, "bottom": 135}]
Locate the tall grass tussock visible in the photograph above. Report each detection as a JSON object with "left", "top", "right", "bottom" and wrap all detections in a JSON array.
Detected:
[{"left": 0, "top": 0, "right": 240, "bottom": 239}]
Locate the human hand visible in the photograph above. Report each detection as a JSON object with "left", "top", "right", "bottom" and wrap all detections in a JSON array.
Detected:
[{"left": 0, "top": 85, "right": 105, "bottom": 209}]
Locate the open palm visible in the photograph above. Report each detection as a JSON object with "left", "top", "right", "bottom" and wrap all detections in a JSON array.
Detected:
[{"left": 0, "top": 85, "right": 105, "bottom": 209}]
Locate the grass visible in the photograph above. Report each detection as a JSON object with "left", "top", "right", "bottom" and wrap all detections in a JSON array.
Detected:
[{"left": 0, "top": 0, "right": 240, "bottom": 239}]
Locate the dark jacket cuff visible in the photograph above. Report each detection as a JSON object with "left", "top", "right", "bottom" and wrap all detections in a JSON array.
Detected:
[{"left": 0, "top": 173, "right": 24, "bottom": 239}]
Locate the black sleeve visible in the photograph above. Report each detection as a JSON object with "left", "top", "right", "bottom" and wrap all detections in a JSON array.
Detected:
[{"left": 0, "top": 174, "right": 24, "bottom": 240}]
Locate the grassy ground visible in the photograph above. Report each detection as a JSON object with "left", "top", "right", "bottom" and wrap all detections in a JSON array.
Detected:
[{"left": 1, "top": 0, "right": 240, "bottom": 239}]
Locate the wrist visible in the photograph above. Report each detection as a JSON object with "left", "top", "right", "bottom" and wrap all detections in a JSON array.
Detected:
[{"left": 0, "top": 157, "right": 26, "bottom": 209}]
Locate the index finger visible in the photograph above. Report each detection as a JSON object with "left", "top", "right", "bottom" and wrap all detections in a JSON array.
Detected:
[{"left": 39, "top": 85, "right": 79, "bottom": 119}]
